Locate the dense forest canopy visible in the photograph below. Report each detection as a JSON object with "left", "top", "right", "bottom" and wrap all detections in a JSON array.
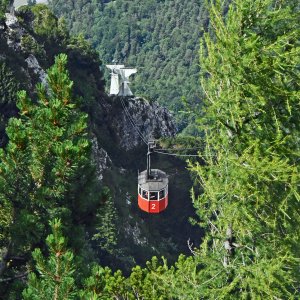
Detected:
[{"left": 48, "top": 0, "right": 208, "bottom": 132}]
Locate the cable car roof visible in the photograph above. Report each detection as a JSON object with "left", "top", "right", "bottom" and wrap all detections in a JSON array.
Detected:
[{"left": 138, "top": 169, "right": 168, "bottom": 191}]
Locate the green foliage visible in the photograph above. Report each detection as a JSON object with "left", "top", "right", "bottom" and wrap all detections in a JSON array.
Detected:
[
  {"left": 0, "top": 54, "right": 90, "bottom": 297},
  {"left": 15, "top": 53, "right": 89, "bottom": 201},
  {"left": 48, "top": 0, "right": 207, "bottom": 130},
  {"left": 23, "top": 219, "right": 77, "bottom": 300},
  {"left": 92, "top": 187, "right": 118, "bottom": 255},
  {"left": 186, "top": 0, "right": 300, "bottom": 298},
  {"left": 30, "top": 4, "right": 63, "bottom": 39},
  {"left": 0, "top": 62, "right": 20, "bottom": 241},
  {"left": 159, "top": 135, "right": 203, "bottom": 151},
  {"left": 18, "top": 4, "right": 69, "bottom": 46},
  {"left": 67, "top": 32, "right": 100, "bottom": 61},
  {"left": 24, "top": 223, "right": 172, "bottom": 299},
  {"left": 128, "top": 257, "right": 171, "bottom": 300},
  {"left": 0, "top": 62, "right": 19, "bottom": 140},
  {"left": 76, "top": 0, "right": 299, "bottom": 298},
  {"left": 6, "top": 1, "right": 300, "bottom": 298},
  {"left": 20, "top": 34, "right": 45, "bottom": 57},
  {"left": 0, "top": 0, "right": 9, "bottom": 22},
  {"left": 0, "top": 62, "right": 18, "bottom": 108},
  {"left": 80, "top": 266, "right": 127, "bottom": 299},
  {"left": 17, "top": 4, "right": 104, "bottom": 114},
  {"left": 79, "top": 256, "right": 171, "bottom": 300}
]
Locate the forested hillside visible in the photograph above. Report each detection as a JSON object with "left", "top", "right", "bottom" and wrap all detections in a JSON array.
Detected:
[
  {"left": 0, "top": 3, "right": 202, "bottom": 298},
  {"left": 48, "top": 0, "right": 207, "bottom": 132},
  {"left": 0, "top": 0, "right": 300, "bottom": 299}
]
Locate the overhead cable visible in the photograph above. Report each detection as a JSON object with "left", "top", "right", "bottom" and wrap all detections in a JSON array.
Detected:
[
  {"left": 158, "top": 147, "right": 202, "bottom": 151},
  {"left": 120, "top": 98, "right": 201, "bottom": 158},
  {"left": 154, "top": 150, "right": 199, "bottom": 157},
  {"left": 120, "top": 98, "right": 148, "bottom": 145}
]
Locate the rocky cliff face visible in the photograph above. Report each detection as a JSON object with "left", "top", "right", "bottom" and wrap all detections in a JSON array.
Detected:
[
  {"left": 112, "top": 96, "right": 176, "bottom": 150},
  {"left": 3, "top": 12, "right": 46, "bottom": 85},
  {"left": 91, "top": 95, "right": 177, "bottom": 182}
]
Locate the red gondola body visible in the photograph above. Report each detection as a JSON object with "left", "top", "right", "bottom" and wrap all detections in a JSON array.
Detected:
[
  {"left": 138, "top": 169, "right": 168, "bottom": 214},
  {"left": 138, "top": 194, "right": 168, "bottom": 213}
]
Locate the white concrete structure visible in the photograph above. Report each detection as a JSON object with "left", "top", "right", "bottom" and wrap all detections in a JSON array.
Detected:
[{"left": 106, "top": 65, "right": 137, "bottom": 96}]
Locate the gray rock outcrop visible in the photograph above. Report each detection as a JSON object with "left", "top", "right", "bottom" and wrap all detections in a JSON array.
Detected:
[
  {"left": 3, "top": 13, "right": 47, "bottom": 87},
  {"left": 113, "top": 97, "right": 177, "bottom": 150},
  {"left": 25, "top": 54, "right": 47, "bottom": 85},
  {"left": 91, "top": 136, "right": 112, "bottom": 181}
]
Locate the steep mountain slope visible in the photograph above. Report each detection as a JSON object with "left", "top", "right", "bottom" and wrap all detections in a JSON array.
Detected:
[
  {"left": 0, "top": 5, "right": 202, "bottom": 296},
  {"left": 48, "top": 0, "right": 208, "bottom": 131}
]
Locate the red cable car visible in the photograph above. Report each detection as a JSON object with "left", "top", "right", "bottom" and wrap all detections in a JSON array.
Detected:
[
  {"left": 138, "top": 169, "right": 168, "bottom": 213},
  {"left": 137, "top": 140, "right": 169, "bottom": 213}
]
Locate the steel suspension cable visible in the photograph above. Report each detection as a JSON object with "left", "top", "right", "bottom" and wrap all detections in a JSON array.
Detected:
[
  {"left": 120, "top": 98, "right": 202, "bottom": 158},
  {"left": 120, "top": 98, "right": 148, "bottom": 145},
  {"left": 157, "top": 147, "right": 202, "bottom": 151},
  {"left": 121, "top": 98, "right": 147, "bottom": 143},
  {"left": 153, "top": 150, "right": 200, "bottom": 157}
]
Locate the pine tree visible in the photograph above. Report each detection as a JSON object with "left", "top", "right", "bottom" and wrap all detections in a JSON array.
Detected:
[
  {"left": 79, "top": 265, "right": 127, "bottom": 299},
  {"left": 0, "top": 54, "right": 90, "bottom": 297},
  {"left": 23, "top": 219, "right": 77, "bottom": 300},
  {"left": 92, "top": 187, "right": 118, "bottom": 255}
]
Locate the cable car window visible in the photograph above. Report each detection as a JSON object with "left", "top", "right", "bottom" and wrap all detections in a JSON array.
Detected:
[
  {"left": 159, "top": 190, "right": 165, "bottom": 199},
  {"left": 150, "top": 191, "right": 158, "bottom": 200},
  {"left": 139, "top": 187, "right": 141, "bottom": 195},
  {"left": 142, "top": 190, "right": 148, "bottom": 199}
]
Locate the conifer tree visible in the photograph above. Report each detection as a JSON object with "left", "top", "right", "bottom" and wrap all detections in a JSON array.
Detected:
[
  {"left": 24, "top": 2, "right": 299, "bottom": 299},
  {"left": 23, "top": 219, "right": 77, "bottom": 300},
  {"left": 185, "top": 0, "right": 300, "bottom": 298},
  {"left": 92, "top": 187, "right": 118, "bottom": 255},
  {"left": 0, "top": 54, "right": 90, "bottom": 297},
  {"left": 24, "top": 220, "right": 170, "bottom": 299}
]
